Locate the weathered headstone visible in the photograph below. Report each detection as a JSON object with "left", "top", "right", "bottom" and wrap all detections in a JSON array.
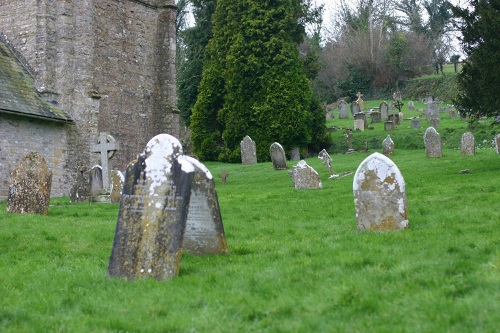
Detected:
[
  {"left": 291, "top": 160, "right": 322, "bottom": 189},
  {"left": 426, "top": 102, "right": 438, "bottom": 120},
  {"left": 351, "top": 101, "right": 361, "bottom": 116},
  {"left": 379, "top": 101, "right": 389, "bottom": 119},
  {"left": 70, "top": 166, "right": 91, "bottom": 202},
  {"left": 110, "top": 170, "right": 125, "bottom": 203},
  {"left": 270, "top": 142, "right": 288, "bottom": 170},
  {"left": 382, "top": 135, "right": 394, "bottom": 156},
  {"left": 388, "top": 113, "right": 400, "bottom": 125},
  {"left": 384, "top": 121, "right": 395, "bottom": 131},
  {"left": 353, "top": 152, "right": 409, "bottom": 231},
  {"left": 318, "top": 149, "right": 335, "bottom": 178},
  {"left": 290, "top": 147, "right": 301, "bottom": 161},
  {"left": 354, "top": 119, "right": 365, "bottom": 131},
  {"left": 240, "top": 136, "right": 257, "bottom": 165},
  {"left": 495, "top": 134, "right": 500, "bottom": 154},
  {"left": 89, "top": 165, "right": 104, "bottom": 197},
  {"left": 354, "top": 112, "right": 368, "bottom": 129},
  {"left": 7, "top": 152, "right": 52, "bottom": 214},
  {"left": 182, "top": 155, "right": 228, "bottom": 255},
  {"left": 424, "top": 127, "right": 443, "bottom": 158},
  {"left": 411, "top": 117, "right": 421, "bottom": 129},
  {"left": 461, "top": 132, "right": 475, "bottom": 156},
  {"left": 108, "top": 134, "right": 193, "bottom": 280},
  {"left": 338, "top": 100, "right": 349, "bottom": 119},
  {"left": 370, "top": 111, "right": 381, "bottom": 123},
  {"left": 90, "top": 132, "right": 119, "bottom": 192},
  {"left": 408, "top": 100, "right": 415, "bottom": 111}
]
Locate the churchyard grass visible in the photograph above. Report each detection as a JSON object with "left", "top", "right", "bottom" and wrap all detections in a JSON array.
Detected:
[{"left": 1, "top": 144, "right": 499, "bottom": 332}]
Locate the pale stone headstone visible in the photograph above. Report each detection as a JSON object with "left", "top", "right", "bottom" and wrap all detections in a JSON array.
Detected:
[
  {"left": 399, "top": 112, "right": 404, "bottom": 123},
  {"left": 7, "top": 152, "right": 52, "bottom": 214},
  {"left": 384, "top": 121, "right": 395, "bottom": 131},
  {"left": 424, "top": 127, "right": 443, "bottom": 158},
  {"left": 338, "top": 100, "right": 349, "bottom": 119},
  {"left": 318, "top": 149, "right": 335, "bottom": 177},
  {"left": 182, "top": 156, "right": 228, "bottom": 255},
  {"left": 353, "top": 152, "right": 409, "bottom": 231},
  {"left": 495, "top": 134, "right": 500, "bottom": 154},
  {"left": 408, "top": 100, "right": 415, "bottom": 111},
  {"left": 89, "top": 165, "right": 104, "bottom": 197},
  {"left": 354, "top": 112, "right": 368, "bottom": 128},
  {"left": 411, "top": 118, "right": 421, "bottom": 129},
  {"left": 356, "top": 92, "right": 365, "bottom": 110},
  {"left": 351, "top": 101, "right": 360, "bottom": 116},
  {"left": 291, "top": 160, "right": 322, "bottom": 189},
  {"left": 290, "top": 147, "right": 301, "bottom": 161},
  {"left": 379, "top": 102, "right": 389, "bottom": 119},
  {"left": 461, "top": 132, "right": 475, "bottom": 156},
  {"left": 270, "top": 142, "right": 288, "bottom": 170},
  {"left": 90, "top": 132, "right": 119, "bottom": 192},
  {"left": 370, "top": 111, "right": 381, "bottom": 123},
  {"left": 382, "top": 135, "right": 394, "bottom": 156},
  {"left": 240, "top": 136, "right": 257, "bottom": 165},
  {"left": 110, "top": 170, "right": 124, "bottom": 203},
  {"left": 429, "top": 118, "right": 440, "bottom": 129},
  {"left": 354, "top": 119, "right": 365, "bottom": 131}
]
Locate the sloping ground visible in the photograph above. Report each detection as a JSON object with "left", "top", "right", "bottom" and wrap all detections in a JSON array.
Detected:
[{"left": 402, "top": 75, "right": 459, "bottom": 104}]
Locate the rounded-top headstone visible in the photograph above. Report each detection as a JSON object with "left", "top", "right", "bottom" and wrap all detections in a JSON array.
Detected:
[
  {"left": 270, "top": 142, "right": 288, "bottom": 170},
  {"left": 424, "top": 126, "right": 442, "bottom": 158},
  {"left": 382, "top": 135, "right": 394, "bottom": 156},
  {"left": 353, "top": 152, "right": 409, "bottom": 231},
  {"left": 461, "top": 132, "right": 475, "bottom": 156}
]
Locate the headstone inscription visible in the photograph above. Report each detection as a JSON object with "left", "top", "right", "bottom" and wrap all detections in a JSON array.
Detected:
[
  {"left": 379, "top": 102, "right": 389, "bottom": 119},
  {"left": 353, "top": 152, "right": 409, "bottom": 231},
  {"left": 382, "top": 135, "right": 394, "bottom": 156},
  {"left": 240, "top": 136, "right": 257, "bottom": 165},
  {"left": 495, "top": 134, "right": 500, "bottom": 154},
  {"left": 270, "top": 142, "right": 288, "bottom": 170},
  {"left": 351, "top": 101, "right": 361, "bottom": 116},
  {"left": 338, "top": 100, "right": 349, "bottom": 119},
  {"left": 90, "top": 132, "right": 119, "bottom": 192},
  {"left": 110, "top": 170, "right": 125, "bottom": 203},
  {"left": 292, "top": 160, "right": 322, "bottom": 189},
  {"left": 7, "top": 152, "right": 52, "bottom": 214},
  {"left": 424, "top": 127, "right": 443, "bottom": 158},
  {"left": 461, "top": 132, "right": 475, "bottom": 156}
]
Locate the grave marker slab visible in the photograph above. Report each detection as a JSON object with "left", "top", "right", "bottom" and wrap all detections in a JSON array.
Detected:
[
  {"left": 354, "top": 119, "right": 365, "bottom": 131},
  {"left": 351, "top": 101, "right": 361, "bottom": 116},
  {"left": 70, "top": 166, "right": 91, "bottom": 202},
  {"left": 424, "top": 127, "right": 442, "bottom": 157},
  {"left": 461, "top": 132, "right": 475, "bottom": 155},
  {"left": 240, "top": 136, "right": 257, "bottom": 165},
  {"left": 89, "top": 165, "right": 104, "bottom": 197},
  {"left": 7, "top": 152, "right": 52, "bottom": 214},
  {"left": 370, "top": 111, "right": 381, "bottom": 123},
  {"left": 338, "top": 100, "right": 349, "bottom": 119},
  {"left": 110, "top": 170, "right": 125, "bottom": 203},
  {"left": 429, "top": 118, "right": 440, "bottom": 129},
  {"left": 353, "top": 152, "right": 409, "bottom": 231},
  {"left": 318, "top": 149, "right": 335, "bottom": 178},
  {"left": 292, "top": 160, "right": 322, "bottom": 189},
  {"left": 382, "top": 135, "right": 394, "bottom": 156},
  {"left": 270, "top": 142, "right": 288, "bottom": 170},
  {"left": 384, "top": 121, "right": 395, "bottom": 131},
  {"left": 411, "top": 118, "right": 421, "bottom": 129},
  {"left": 408, "top": 100, "right": 415, "bottom": 111},
  {"left": 379, "top": 102, "right": 389, "bottom": 119}
]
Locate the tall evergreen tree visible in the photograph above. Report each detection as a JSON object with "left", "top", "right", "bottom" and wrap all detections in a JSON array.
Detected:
[
  {"left": 190, "top": 0, "right": 327, "bottom": 162},
  {"left": 451, "top": 0, "right": 500, "bottom": 118}
]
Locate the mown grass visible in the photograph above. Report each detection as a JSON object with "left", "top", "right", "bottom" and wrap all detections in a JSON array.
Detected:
[{"left": 1, "top": 142, "right": 499, "bottom": 332}]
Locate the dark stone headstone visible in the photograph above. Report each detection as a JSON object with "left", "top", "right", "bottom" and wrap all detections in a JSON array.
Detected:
[
  {"left": 429, "top": 118, "right": 440, "bottom": 129},
  {"left": 110, "top": 170, "right": 124, "bottom": 203},
  {"left": 89, "top": 165, "right": 104, "bottom": 196},
  {"left": 351, "top": 101, "right": 361, "bottom": 116},
  {"left": 370, "top": 111, "right": 381, "bottom": 123},
  {"left": 270, "top": 142, "right": 288, "bottom": 170},
  {"left": 7, "top": 152, "right": 52, "bottom": 214},
  {"left": 70, "top": 166, "right": 91, "bottom": 202}
]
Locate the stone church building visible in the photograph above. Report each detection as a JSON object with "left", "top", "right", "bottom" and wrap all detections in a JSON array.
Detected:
[{"left": 0, "top": 0, "right": 179, "bottom": 198}]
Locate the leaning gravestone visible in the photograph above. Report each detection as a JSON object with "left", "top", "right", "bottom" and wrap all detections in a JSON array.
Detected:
[
  {"left": 354, "top": 119, "right": 365, "bottom": 131},
  {"left": 182, "top": 155, "right": 228, "bottom": 255},
  {"left": 495, "top": 134, "right": 500, "bottom": 154},
  {"left": 382, "top": 135, "right": 394, "bottom": 156},
  {"left": 240, "top": 136, "right": 257, "bottom": 165},
  {"left": 353, "top": 152, "right": 409, "bottom": 231},
  {"left": 338, "top": 100, "right": 349, "bottom": 119},
  {"left": 424, "top": 127, "right": 443, "bottom": 158},
  {"left": 270, "top": 142, "right": 288, "bottom": 170},
  {"left": 7, "top": 152, "right": 52, "bottom": 214},
  {"left": 292, "top": 160, "right": 322, "bottom": 189},
  {"left": 379, "top": 101, "right": 389, "bottom": 119},
  {"left": 461, "top": 132, "right": 475, "bottom": 156},
  {"left": 108, "top": 134, "right": 227, "bottom": 280},
  {"left": 110, "top": 170, "right": 125, "bottom": 203}
]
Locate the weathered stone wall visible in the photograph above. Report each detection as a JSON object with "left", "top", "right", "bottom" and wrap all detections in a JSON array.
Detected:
[{"left": 0, "top": 114, "right": 73, "bottom": 198}]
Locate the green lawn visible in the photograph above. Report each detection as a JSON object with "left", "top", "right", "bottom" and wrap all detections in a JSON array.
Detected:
[{"left": 1, "top": 128, "right": 500, "bottom": 332}]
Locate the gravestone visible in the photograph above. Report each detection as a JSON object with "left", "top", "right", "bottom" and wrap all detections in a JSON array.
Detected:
[
  {"left": 338, "top": 100, "right": 349, "bottom": 119},
  {"left": 354, "top": 112, "right": 368, "bottom": 128},
  {"left": 292, "top": 160, "right": 322, "bottom": 189},
  {"left": 89, "top": 165, "right": 104, "bottom": 197},
  {"left": 353, "top": 152, "right": 409, "bottom": 231},
  {"left": 370, "top": 111, "right": 381, "bottom": 123},
  {"left": 399, "top": 112, "right": 404, "bottom": 123},
  {"left": 408, "top": 100, "right": 415, "bottom": 111},
  {"left": 7, "top": 152, "right": 52, "bottom": 214},
  {"left": 110, "top": 170, "right": 124, "bottom": 203},
  {"left": 382, "top": 135, "right": 394, "bottom": 156},
  {"left": 411, "top": 117, "right": 421, "bottom": 129},
  {"left": 461, "top": 132, "right": 475, "bottom": 156},
  {"left": 182, "top": 155, "right": 228, "bottom": 255},
  {"left": 424, "top": 127, "right": 443, "bottom": 158},
  {"left": 384, "top": 121, "right": 395, "bottom": 131},
  {"left": 379, "top": 101, "right": 389, "bottom": 119},
  {"left": 496, "top": 134, "right": 500, "bottom": 154},
  {"left": 70, "top": 166, "right": 91, "bottom": 202},
  {"left": 429, "top": 118, "right": 440, "bottom": 129},
  {"left": 240, "top": 136, "right": 257, "bottom": 165},
  {"left": 270, "top": 142, "right": 288, "bottom": 170},
  {"left": 90, "top": 132, "right": 119, "bottom": 192},
  {"left": 426, "top": 102, "right": 438, "bottom": 120},
  {"left": 356, "top": 92, "right": 365, "bottom": 110},
  {"left": 388, "top": 113, "right": 400, "bottom": 125},
  {"left": 351, "top": 101, "right": 360, "bottom": 116},
  {"left": 290, "top": 147, "right": 301, "bottom": 161},
  {"left": 354, "top": 119, "right": 365, "bottom": 131},
  {"left": 318, "top": 149, "right": 335, "bottom": 178}
]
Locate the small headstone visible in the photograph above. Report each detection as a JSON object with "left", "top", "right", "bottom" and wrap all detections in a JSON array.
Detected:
[
  {"left": 370, "top": 111, "right": 381, "bottom": 123},
  {"left": 354, "top": 119, "right": 365, "bottom": 131},
  {"left": 270, "top": 142, "right": 288, "bottom": 170},
  {"left": 110, "top": 170, "right": 125, "bottom": 203},
  {"left": 495, "top": 134, "right": 500, "bottom": 154},
  {"left": 379, "top": 102, "right": 389, "bottom": 119},
  {"left": 292, "top": 160, "right": 322, "bottom": 189},
  {"left": 411, "top": 118, "right": 421, "bottom": 129},
  {"left": 384, "top": 121, "right": 395, "bottom": 131},
  {"left": 240, "top": 136, "right": 257, "bottom": 165},
  {"left": 70, "top": 166, "right": 91, "bottom": 202},
  {"left": 353, "top": 152, "right": 409, "bottom": 231},
  {"left": 424, "top": 127, "right": 443, "bottom": 158},
  {"left": 7, "top": 152, "right": 52, "bottom": 214},
  {"left": 338, "top": 100, "right": 349, "bottom": 119},
  {"left": 354, "top": 112, "right": 368, "bottom": 128},
  {"left": 398, "top": 112, "right": 404, "bottom": 123},
  {"left": 290, "top": 147, "right": 301, "bottom": 161},
  {"left": 429, "top": 118, "right": 440, "bottom": 129},
  {"left": 461, "top": 132, "right": 475, "bottom": 156},
  {"left": 318, "top": 149, "right": 335, "bottom": 178},
  {"left": 89, "top": 165, "right": 104, "bottom": 197},
  {"left": 408, "top": 100, "right": 415, "bottom": 111},
  {"left": 382, "top": 135, "right": 394, "bottom": 156},
  {"left": 351, "top": 101, "right": 360, "bottom": 116},
  {"left": 426, "top": 102, "right": 438, "bottom": 120}
]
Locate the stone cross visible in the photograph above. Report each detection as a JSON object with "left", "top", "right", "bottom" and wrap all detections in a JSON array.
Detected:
[
  {"left": 356, "top": 92, "right": 363, "bottom": 99},
  {"left": 91, "top": 132, "right": 119, "bottom": 192}
]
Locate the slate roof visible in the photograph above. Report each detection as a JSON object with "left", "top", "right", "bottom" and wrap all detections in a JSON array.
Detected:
[{"left": 0, "top": 40, "right": 73, "bottom": 123}]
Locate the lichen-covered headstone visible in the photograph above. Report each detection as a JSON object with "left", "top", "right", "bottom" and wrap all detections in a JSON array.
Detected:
[
  {"left": 495, "top": 134, "right": 500, "bottom": 154},
  {"left": 461, "top": 132, "right": 475, "bottom": 156},
  {"left": 382, "top": 135, "right": 394, "bottom": 156},
  {"left": 110, "top": 170, "right": 125, "bottom": 203},
  {"left": 182, "top": 156, "right": 228, "bottom": 255},
  {"left": 240, "top": 136, "right": 257, "bottom": 165},
  {"left": 270, "top": 142, "right": 288, "bottom": 170},
  {"left": 70, "top": 166, "right": 90, "bottom": 202},
  {"left": 338, "top": 100, "right": 349, "bottom": 119},
  {"left": 353, "top": 152, "right": 409, "bottom": 231},
  {"left": 379, "top": 101, "right": 389, "bottom": 119},
  {"left": 424, "top": 127, "right": 442, "bottom": 157},
  {"left": 7, "top": 152, "right": 52, "bottom": 214},
  {"left": 108, "top": 134, "right": 194, "bottom": 280},
  {"left": 292, "top": 160, "right": 322, "bottom": 189}
]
